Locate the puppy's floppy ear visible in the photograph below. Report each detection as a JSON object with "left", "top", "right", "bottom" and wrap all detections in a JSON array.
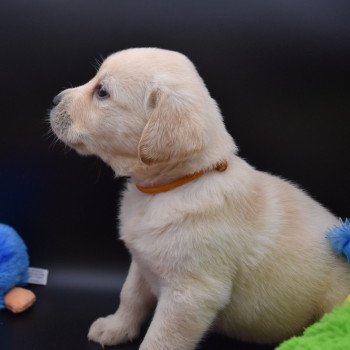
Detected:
[{"left": 138, "top": 87, "right": 205, "bottom": 165}]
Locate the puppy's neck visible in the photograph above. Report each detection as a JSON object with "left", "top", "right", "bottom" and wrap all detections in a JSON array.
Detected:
[
  {"left": 129, "top": 156, "right": 230, "bottom": 190},
  {"left": 130, "top": 161, "right": 202, "bottom": 188},
  {"left": 108, "top": 143, "right": 237, "bottom": 189},
  {"left": 136, "top": 161, "right": 228, "bottom": 194}
]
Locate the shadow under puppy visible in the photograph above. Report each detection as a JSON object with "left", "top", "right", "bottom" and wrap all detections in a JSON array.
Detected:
[{"left": 50, "top": 48, "right": 350, "bottom": 350}]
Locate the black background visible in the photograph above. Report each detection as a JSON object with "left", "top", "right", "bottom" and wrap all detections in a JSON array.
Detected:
[{"left": 0, "top": 1, "right": 349, "bottom": 349}]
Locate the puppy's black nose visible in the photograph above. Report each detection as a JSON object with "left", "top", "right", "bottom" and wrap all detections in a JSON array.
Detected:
[{"left": 52, "top": 93, "right": 63, "bottom": 106}]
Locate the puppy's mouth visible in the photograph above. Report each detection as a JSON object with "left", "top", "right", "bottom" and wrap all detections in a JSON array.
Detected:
[{"left": 49, "top": 108, "right": 92, "bottom": 156}]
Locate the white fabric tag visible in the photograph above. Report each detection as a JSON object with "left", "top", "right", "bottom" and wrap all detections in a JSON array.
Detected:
[{"left": 28, "top": 267, "right": 49, "bottom": 285}]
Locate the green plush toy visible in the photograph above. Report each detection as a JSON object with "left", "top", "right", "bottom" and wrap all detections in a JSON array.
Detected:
[{"left": 277, "top": 296, "right": 350, "bottom": 350}]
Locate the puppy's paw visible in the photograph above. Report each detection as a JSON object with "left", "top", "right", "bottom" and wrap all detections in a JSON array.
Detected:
[{"left": 88, "top": 314, "right": 139, "bottom": 346}]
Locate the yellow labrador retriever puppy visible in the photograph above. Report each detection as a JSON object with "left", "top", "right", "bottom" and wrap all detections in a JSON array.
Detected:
[{"left": 50, "top": 48, "right": 350, "bottom": 349}]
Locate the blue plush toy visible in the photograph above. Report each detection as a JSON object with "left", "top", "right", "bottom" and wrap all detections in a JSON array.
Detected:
[
  {"left": 327, "top": 219, "right": 350, "bottom": 262},
  {"left": 0, "top": 223, "right": 36, "bottom": 313}
]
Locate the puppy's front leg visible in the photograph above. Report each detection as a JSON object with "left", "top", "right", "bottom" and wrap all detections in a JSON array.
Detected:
[
  {"left": 140, "top": 284, "right": 230, "bottom": 350},
  {"left": 88, "top": 260, "right": 155, "bottom": 347}
]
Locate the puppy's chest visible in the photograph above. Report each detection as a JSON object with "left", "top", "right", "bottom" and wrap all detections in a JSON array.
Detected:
[
  {"left": 119, "top": 191, "right": 193, "bottom": 286},
  {"left": 119, "top": 193, "right": 183, "bottom": 258},
  {"left": 120, "top": 196, "right": 171, "bottom": 243}
]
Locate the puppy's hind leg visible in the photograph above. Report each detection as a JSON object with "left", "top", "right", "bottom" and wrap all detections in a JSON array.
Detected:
[{"left": 88, "top": 260, "right": 156, "bottom": 347}]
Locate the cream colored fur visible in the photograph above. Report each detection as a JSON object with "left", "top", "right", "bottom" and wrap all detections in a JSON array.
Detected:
[{"left": 50, "top": 48, "right": 350, "bottom": 349}]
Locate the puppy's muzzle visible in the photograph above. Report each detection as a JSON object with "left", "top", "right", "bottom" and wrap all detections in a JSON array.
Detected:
[{"left": 50, "top": 110, "right": 73, "bottom": 140}]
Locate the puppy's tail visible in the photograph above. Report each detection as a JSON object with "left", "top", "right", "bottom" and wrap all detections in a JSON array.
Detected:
[{"left": 327, "top": 218, "right": 350, "bottom": 263}]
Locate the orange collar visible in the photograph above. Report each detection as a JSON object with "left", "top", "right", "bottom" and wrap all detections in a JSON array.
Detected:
[{"left": 136, "top": 160, "right": 228, "bottom": 194}]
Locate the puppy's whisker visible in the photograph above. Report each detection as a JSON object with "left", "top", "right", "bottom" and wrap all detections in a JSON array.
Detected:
[
  {"left": 43, "top": 130, "right": 54, "bottom": 141},
  {"left": 49, "top": 136, "right": 61, "bottom": 149}
]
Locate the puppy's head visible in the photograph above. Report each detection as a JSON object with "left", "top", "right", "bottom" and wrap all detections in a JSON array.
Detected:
[{"left": 50, "top": 48, "right": 235, "bottom": 176}]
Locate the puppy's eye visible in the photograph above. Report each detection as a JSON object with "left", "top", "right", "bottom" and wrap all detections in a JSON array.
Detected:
[{"left": 95, "top": 84, "right": 109, "bottom": 99}]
